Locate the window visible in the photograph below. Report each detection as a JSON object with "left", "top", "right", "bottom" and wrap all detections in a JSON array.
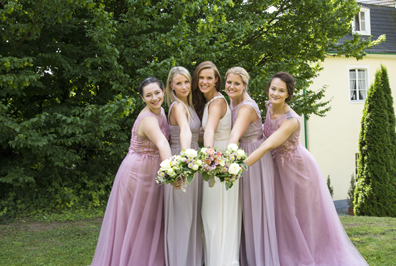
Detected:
[
  {"left": 352, "top": 7, "right": 371, "bottom": 35},
  {"left": 349, "top": 68, "right": 368, "bottom": 102}
]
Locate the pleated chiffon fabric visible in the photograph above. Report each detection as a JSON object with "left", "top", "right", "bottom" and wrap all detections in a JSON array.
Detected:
[
  {"left": 164, "top": 103, "right": 203, "bottom": 266},
  {"left": 230, "top": 99, "right": 280, "bottom": 266},
  {"left": 201, "top": 95, "right": 242, "bottom": 266},
  {"left": 90, "top": 109, "right": 169, "bottom": 266},
  {"left": 264, "top": 104, "right": 369, "bottom": 266}
]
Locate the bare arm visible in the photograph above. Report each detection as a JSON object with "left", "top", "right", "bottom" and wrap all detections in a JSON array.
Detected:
[
  {"left": 170, "top": 103, "right": 192, "bottom": 150},
  {"left": 138, "top": 116, "right": 172, "bottom": 161},
  {"left": 245, "top": 117, "right": 299, "bottom": 167},
  {"left": 204, "top": 99, "right": 227, "bottom": 147},
  {"left": 228, "top": 105, "right": 258, "bottom": 145}
]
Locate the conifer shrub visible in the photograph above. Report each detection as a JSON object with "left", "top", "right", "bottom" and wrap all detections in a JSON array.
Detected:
[
  {"left": 378, "top": 65, "right": 396, "bottom": 216},
  {"left": 347, "top": 173, "right": 356, "bottom": 209},
  {"left": 326, "top": 175, "right": 334, "bottom": 198},
  {"left": 354, "top": 66, "right": 395, "bottom": 217}
]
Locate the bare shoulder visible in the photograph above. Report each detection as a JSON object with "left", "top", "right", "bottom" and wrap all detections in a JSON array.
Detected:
[
  {"left": 280, "top": 115, "right": 299, "bottom": 132},
  {"left": 209, "top": 97, "right": 227, "bottom": 109},
  {"left": 138, "top": 115, "right": 160, "bottom": 136},
  {"left": 239, "top": 104, "right": 256, "bottom": 115},
  {"left": 172, "top": 101, "right": 187, "bottom": 113}
]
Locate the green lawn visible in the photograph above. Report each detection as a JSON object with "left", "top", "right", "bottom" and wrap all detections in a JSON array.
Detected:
[{"left": 0, "top": 215, "right": 395, "bottom": 265}]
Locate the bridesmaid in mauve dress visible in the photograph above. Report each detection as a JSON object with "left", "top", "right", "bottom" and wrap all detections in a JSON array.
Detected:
[
  {"left": 225, "top": 67, "right": 279, "bottom": 266},
  {"left": 90, "top": 77, "right": 172, "bottom": 266},
  {"left": 192, "top": 61, "right": 241, "bottom": 266},
  {"left": 163, "top": 66, "right": 203, "bottom": 266},
  {"left": 244, "top": 72, "right": 369, "bottom": 266}
]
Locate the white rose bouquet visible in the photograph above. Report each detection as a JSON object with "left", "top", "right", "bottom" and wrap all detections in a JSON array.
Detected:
[{"left": 156, "top": 148, "right": 200, "bottom": 192}]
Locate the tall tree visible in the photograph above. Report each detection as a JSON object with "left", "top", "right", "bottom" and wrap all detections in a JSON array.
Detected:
[
  {"left": 354, "top": 66, "right": 396, "bottom": 217},
  {"left": 0, "top": 0, "right": 382, "bottom": 218},
  {"left": 378, "top": 65, "right": 396, "bottom": 214}
]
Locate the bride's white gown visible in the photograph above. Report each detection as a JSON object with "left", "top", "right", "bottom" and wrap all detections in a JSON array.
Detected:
[{"left": 201, "top": 95, "right": 242, "bottom": 266}]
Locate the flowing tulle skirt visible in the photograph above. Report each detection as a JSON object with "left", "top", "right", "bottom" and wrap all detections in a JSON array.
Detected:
[
  {"left": 164, "top": 142, "right": 203, "bottom": 266},
  {"left": 274, "top": 146, "right": 368, "bottom": 266},
  {"left": 201, "top": 139, "right": 242, "bottom": 266},
  {"left": 239, "top": 138, "right": 280, "bottom": 266},
  {"left": 91, "top": 153, "right": 165, "bottom": 266}
]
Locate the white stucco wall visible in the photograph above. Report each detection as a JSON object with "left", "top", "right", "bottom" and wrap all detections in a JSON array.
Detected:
[{"left": 306, "top": 54, "right": 396, "bottom": 200}]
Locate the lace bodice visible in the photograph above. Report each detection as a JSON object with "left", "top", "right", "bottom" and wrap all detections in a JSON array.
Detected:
[
  {"left": 128, "top": 108, "right": 169, "bottom": 156},
  {"left": 263, "top": 103, "right": 301, "bottom": 164},
  {"left": 168, "top": 102, "right": 201, "bottom": 145},
  {"left": 230, "top": 99, "right": 264, "bottom": 143},
  {"left": 202, "top": 95, "right": 231, "bottom": 142}
]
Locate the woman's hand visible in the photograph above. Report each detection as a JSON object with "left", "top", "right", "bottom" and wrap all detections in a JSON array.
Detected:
[{"left": 170, "top": 176, "right": 185, "bottom": 190}]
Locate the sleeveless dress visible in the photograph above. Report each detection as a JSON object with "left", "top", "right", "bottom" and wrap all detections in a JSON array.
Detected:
[
  {"left": 91, "top": 108, "right": 169, "bottom": 266},
  {"left": 201, "top": 95, "right": 242, "bottom": 266},
  {"left": 230, "top": 99, "right": 280, "bottom": 266},
  {"left": 263, "top": 104, "right": 369, "bottom": 266},
  {"left": 164, "top": 102, "right": 203, "bottom": 266}
]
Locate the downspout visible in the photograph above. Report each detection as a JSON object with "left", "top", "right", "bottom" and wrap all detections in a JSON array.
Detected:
[{"left": 303, "top": 89, "right": 308, "bottom": 149}]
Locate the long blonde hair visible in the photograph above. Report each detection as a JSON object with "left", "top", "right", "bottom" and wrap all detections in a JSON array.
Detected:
[{"left": 166, "top": 66, "right": 194, "bottom": 122}]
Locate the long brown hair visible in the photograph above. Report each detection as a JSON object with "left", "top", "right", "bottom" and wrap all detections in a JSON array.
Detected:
[{"left": 191, "top": 61, "right": 222, "bottom": 120}]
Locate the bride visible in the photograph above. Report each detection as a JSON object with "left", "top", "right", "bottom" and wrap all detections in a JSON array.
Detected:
[{"left": 192, "top": 61, "right": 242, "bottom": 266}]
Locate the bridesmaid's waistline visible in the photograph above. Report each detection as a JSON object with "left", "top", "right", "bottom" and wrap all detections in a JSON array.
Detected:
[
  {"left": 127, "top": 151, "right": 161, "bottom": 158},
  {"left": 239, "top": 134, "right": 264, "bottom": 143}
]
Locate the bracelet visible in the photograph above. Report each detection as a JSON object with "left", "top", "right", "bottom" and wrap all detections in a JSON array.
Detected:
[{"left": 241, "top": 162, "right": 248, "bottom": 171}]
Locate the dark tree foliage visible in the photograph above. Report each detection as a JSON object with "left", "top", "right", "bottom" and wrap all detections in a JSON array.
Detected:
[
  {"left": 377, "top": 65, "right": 396, "bottom": 212},
  {"left": 0, "top": 0, "right": 382, "bottom": 219},
  {"left": 354, "top": 66, "right": 396, "bottom": 217}
]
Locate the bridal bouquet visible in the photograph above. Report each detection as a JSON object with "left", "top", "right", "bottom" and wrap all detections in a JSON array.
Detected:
[
  {"left": 216, "top": 143, "right": 248, "bottom": 190},
  {"left": 156, "top": 148, "right": 201, "bottom": 192},
  {"left": 198, "top": 144, "right": 248, "bottom": 190},
  {"left": 197, "top": 147, "right": 226, "bottom": 187}
]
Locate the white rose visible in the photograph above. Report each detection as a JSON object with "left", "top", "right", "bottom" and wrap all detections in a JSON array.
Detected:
[
  {"left": 228, "top": 143, "right": 238, "bottom": 152},
  {"left": 219, "top": 160, "right": 225, "bottom": 166},
  {"left": 237, "top": 149, "right": 246, "bottom": 157},
  {"left": 196, "top": 160, "right": 202, "bottom": 166},
  {"left": 228, "top": 163, "right": 241, "bottom": 175},
  {"left": 200, "top": 147, "right": 207, "bottom": 153},
  {"left": 192, "top": 164, "right": 199, "bottom": 171},
  {"left": 185, "top": 148, "right": 198, "bottom": 158},
  {"left": 167, "top": 168, "right": 176, "bottom": 176},
  {"left": 160, "top": 159, "right": 171, "bottom": 170}
]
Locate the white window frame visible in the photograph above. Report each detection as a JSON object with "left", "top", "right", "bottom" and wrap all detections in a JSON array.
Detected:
[
  {"left": 347, "top": 65, "right": 369, "bottom": 103},
  {"left": 352, "top": 7, "right": 371, "bottom": 35}
]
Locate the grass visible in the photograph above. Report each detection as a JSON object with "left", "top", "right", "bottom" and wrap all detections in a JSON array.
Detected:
[
  {"left": 0, "top": 215, "right": 395, "bottom": 265},
  {"left": 339, "top": 215, "right": 396, "bottom": 266}
]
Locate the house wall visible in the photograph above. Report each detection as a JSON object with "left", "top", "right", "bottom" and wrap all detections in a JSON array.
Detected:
[{"left": 306, "top": 53, "right": 396, "bottom": 200}]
